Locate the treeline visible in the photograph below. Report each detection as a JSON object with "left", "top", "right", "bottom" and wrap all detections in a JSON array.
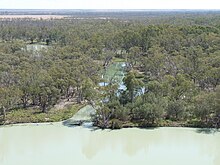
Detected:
[{"left": 0, "top": 15, "right": 219, "bottom": 127}]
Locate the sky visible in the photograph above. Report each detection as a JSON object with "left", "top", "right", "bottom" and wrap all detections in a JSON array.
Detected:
[{"left": 0, "top": 0, "right": 220, "bottom": 9}]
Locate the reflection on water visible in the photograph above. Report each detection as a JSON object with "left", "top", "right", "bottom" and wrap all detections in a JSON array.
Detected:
[{"left": 0, "top": 126, "right": 219, "bottom": 165}]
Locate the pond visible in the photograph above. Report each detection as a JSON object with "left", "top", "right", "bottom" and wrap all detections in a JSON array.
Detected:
[{"left": 0, "top": 125, "right": 219, "bottom": 165}]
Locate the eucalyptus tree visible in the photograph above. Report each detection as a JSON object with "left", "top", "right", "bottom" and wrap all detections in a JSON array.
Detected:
[
  {"left": 0, "top": 86, "right": 21, "bottom": 121},
  {"left": 123, "top": 70, "right": 144, "bottom": 103}
]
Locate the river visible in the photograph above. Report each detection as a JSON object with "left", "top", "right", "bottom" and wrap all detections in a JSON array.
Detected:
[{"left": 0, "top": 124, "right": 219, "bottom": 165}]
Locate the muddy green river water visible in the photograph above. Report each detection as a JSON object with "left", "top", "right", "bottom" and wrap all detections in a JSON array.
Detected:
[{"left": 0, "top": 124, "right": 219, "bottom": 165}]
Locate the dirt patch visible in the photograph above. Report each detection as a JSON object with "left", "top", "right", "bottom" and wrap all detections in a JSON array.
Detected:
[{"left": 54, "top": 98, "right": 76, "bottom": 110}]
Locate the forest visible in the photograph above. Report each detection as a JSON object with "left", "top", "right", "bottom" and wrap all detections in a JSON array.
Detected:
[{"left": 0, "top": 11, "right": 219, "bottom": 128}]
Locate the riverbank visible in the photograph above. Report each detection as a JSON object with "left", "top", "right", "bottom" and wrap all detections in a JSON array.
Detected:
[
  {"left": 94, "top": 117, "right": 220, "bottom": 129},
  {"left": 0, "top": 104, "right": 84, "bottom": 126},
  {"left": 0, "top": 105, "right": 218, "bottom": 130}
]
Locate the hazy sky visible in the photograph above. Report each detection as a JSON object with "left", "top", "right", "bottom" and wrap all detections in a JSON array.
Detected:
[{"left": 0, "top": 0, "right": 220, "bottom": 9}]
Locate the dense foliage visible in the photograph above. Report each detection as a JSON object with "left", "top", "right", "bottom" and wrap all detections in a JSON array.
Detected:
[{"left": 0, "top": 12, "right": 219, "bottom": 128}]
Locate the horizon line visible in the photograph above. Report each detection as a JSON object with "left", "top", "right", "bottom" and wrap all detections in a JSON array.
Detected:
[{"left": 1, "top": 9, "right": 220, "bottom": 10}]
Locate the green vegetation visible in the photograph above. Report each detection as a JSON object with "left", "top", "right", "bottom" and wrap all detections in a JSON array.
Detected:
[
  {"left": 0, "top": 12, "right": 219, "bottom": 128},
  {"left": 0, "top": 104, "right": 83, "bottom": 125}
]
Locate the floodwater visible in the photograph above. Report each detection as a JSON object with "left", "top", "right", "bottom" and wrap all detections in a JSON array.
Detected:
[
  {"left": 0, "top": 125, "right": 219, "bottom": 165},
  {"left": 102, "top": 62, "right": 125, "bottom": 84}
]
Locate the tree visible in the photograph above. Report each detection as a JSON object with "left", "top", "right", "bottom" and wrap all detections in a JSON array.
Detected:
[
  {"left": 35, "top": 70, "right": 60, "bottom": 113},
  {"left": 123, "top": 70, "right": 144, "bottom": 102},
  {"left": 166, "top": 100, "right": 185, "bottom": 120},
  {"left": 0, "top": 86, "right": 21, "bottom": 121},
  {"left": 193, "top": 86, "right": 220, "bottom": 127},
  {"left": 127, "top": 46, "right": 142, "bottom": 68},
  {"left": 194, "top": 92, "right": 214, "bottom": 123},
  {"left": 132, "top": 93, "right": 166, "bottom": 126},
  {"left": 141, "top": 45, "right": 166, "bottom": 80},
  {"left": 182, "top": 46, "right": 204, "bottom": 84},
  {"left": 162, "top": 74, "right": 196, "bottom": 120}
]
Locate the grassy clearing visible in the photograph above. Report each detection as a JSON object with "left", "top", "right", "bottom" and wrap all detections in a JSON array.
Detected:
[
  {"left": 0, "top": 104, "right": 84, "bottom": 125},
  {"left": 112, "top": 57, "right": 125, "bottom": 62}
]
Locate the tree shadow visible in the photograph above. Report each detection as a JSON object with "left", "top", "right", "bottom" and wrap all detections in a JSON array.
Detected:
[
  {"left": 89, "top": 126, "right": 103, "bottom": 132},
  {"left": 62, "top": 119, "right": 97, "bottom": 130},
  {"left": 61, "top": 119, "right": 158, "bottom": 132},
  {"left": 195, "top": 128, "right": 220, "bottom": 134},
  {"left": 90, "top": 125, "right": 159, "bottom": 132},
  {"left": 62, "top": 119, "right": 79, "bottom": 128},
  {"left": 32, "top": 111, "right": 43, "bottom": 115},
  {"left": 139, "top": 126, "right": 159, "bottom": 130}
]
